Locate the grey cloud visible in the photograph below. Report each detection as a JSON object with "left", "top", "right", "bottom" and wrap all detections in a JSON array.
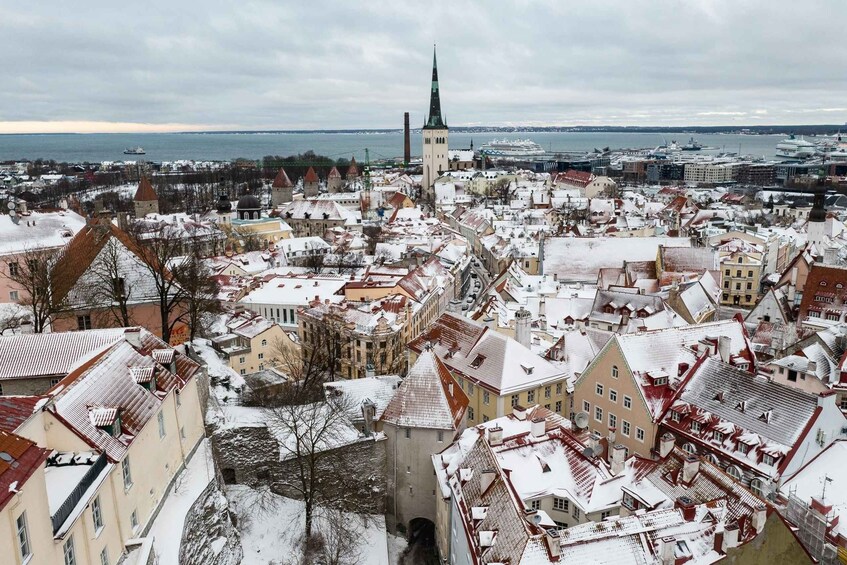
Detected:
[{"left": 0, "top": 0, "right": 845, "bottom": 130}]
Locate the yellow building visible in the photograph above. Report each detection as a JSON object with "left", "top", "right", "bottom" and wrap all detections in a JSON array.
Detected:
[
  {"left": 211, "top": 310, "right": 294, "bottom": 375},
  {"left": 0, "top": 327, "right": 207, "bottom": 565},
  {"left": 409, "top": 312, "right": 569, "bottom": 424},
  {"left": 717, "top": 238, "right": 765, "bottom": 307}
]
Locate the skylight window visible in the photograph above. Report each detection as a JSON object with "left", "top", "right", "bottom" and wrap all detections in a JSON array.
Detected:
[{"left": 470, "top": 354, "right": 486, "bottom": 368}]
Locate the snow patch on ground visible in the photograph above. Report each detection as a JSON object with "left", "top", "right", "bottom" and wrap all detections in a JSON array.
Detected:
[
  {"left": 147, "top": 439, "right": 215, "bottom": 564},
  {"left": 227, "top": 484, "right": 390, "bottom": 565},
  {"left": 387, "top": 533, "right": 408, "bottom": 565}
]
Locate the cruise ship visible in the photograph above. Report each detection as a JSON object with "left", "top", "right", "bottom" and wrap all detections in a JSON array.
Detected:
[
  {"left": 775, "top": 135, "right": 815, "bottom": 160},
  {"left": 478, "top": 139, "right": 547, "bottom": 159}
]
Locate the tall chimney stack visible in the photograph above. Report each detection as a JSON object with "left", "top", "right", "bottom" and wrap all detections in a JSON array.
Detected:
[{"left": 404, "top": 112, "right": 411, "bottom": 166}]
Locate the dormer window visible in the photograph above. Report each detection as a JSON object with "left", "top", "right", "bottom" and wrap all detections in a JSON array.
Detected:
[
  {"left": 690, "top": 421, "right": 701, "bottom": 433},
  {"left": 89, "top": 406, "right": 121, "bottom": 437},
  {"left": 671, "top": 411, "right": 681, "bottom": 423},
  {"left": 713, "top": 431, "right": 724, "bottom": 443},
  {"left": 470, "top": 354, "right": 486, "bottom": 369},
  {"left": 762, "top": 453, "right": 776, "bottom": 466},
  {"left": 131, "top": 367, "right": 156, "bottom": 392},
  {"left": 521, "top": 364, "right": 534, "bottom": 375}
]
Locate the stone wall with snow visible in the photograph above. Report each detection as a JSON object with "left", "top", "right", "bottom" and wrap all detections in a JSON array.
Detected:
[{"left": 178, "top": 481, "right": 243, "bottom": 565}]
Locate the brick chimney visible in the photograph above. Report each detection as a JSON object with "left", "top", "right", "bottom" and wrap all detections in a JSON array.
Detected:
[
  {"left": 659, "top": 432, "right": 676, "bottom": 458},
  {"left": 488, "top": 426, "right": 503, "bottom": 447},
  {"left": 682, "top": 454, "right": 700, "bottom": 484},
  {"left": 675, "top": 496, "right": 697, "bottom": 521}
]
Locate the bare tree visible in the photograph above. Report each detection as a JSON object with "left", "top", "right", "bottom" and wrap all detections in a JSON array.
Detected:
[
  {"left": 313, "top": 507, "right": 364, "bottom": 565},
  {"left": 124, "top": 223, "right": 188, "bottom": 343},
  {"left": 0, "top": 247, "right": 65, "bottom": 333},
  {"left": 0, "top": 308, "right": 27, "bottom": 335},
  {"left": 174, "top": 245, "right": 221, "bottom": 341},
  {"left": 487, "top": 177, "right": 512, "bottom": 205},
  {"left": 264, "top": 390, "right": 373, "bottom": 541},
  {"left": 304, "top": 252, "right": 326, "bottom": 274},
  {"left": 82, "top": 237, "right": 136, "bottom": 328}
]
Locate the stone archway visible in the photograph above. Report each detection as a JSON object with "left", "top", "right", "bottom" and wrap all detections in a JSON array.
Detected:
[{"left": 401, "top": 517, "right": 438, "bottom": 565}]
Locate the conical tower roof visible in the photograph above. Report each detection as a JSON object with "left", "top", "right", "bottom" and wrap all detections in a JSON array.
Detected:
[
  {"left": 328, "top": 166, "right": 341, "bottom": 179},
  {"left": 272, "top": 167, "right": 293, "bottom": 188},
  {"left": 134, "top": 176, "right": 157, "bottom": 202},
  {"left": 304, "top": 167, "right": 319, "bottom": 183},
  {"left": 346, "top": 157, "right": 359, "bottom": 177},
  {"left": 424, "top": 46, "right": 446, "bottom": 130}
]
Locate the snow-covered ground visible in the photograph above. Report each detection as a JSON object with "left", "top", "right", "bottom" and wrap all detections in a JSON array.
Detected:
[
  {"left": 227, "top": 484, "right": 391, "bottom": 565},
  {"left": 147, "top": 439, "right": 215, "bottom": 564}
]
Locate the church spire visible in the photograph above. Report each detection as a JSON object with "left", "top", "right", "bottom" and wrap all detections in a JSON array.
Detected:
[{"left": 425, "top": 45, "right": 446, "bottom": 129}]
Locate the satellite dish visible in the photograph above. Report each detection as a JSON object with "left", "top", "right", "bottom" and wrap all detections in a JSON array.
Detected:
[
  {"left": 7, "top": 201, "right": 15, "bottom": 210},
  {"left": 9, "top": 210, "right": 16, "bottom": 217},
  {"left": 581, "top": 447, "right": 595, "bottom": 458},
  {"left": 0, "top": 452, "right": 13, "bottom": 463},
  {"left": 574, "top": 411, "right": 589, "bottom": 429}
]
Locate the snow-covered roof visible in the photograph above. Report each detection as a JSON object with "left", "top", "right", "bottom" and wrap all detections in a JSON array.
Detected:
[{"left": 0, "top": 210, "right": 86, "bottom": 255}]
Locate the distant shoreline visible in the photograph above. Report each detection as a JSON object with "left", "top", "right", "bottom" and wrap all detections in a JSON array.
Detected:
[{"left": 0, "top": 124, "right": 844, "bottom": 136}]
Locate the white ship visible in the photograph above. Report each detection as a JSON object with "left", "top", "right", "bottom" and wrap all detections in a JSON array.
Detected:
[
  {"left": 478, "top": 139, "right": 547, "bottom": 159},
  {"left": 775, "top": 135, "right": 815, "bottom": 160},
  {"left": 123, "top": 147, "right": 146, "bottom": 155}
]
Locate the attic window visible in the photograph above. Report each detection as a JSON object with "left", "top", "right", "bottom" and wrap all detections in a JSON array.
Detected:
[
  {"left": 735, "top": 401, "right": 746, "bottom": 413},
  {"left": 470, "top": 354, "right": 486, "bottom": 369},
  {"left": 130, "top": 367, "right": 156, "bottom": 392},
  {"left": 89, "top": 406, "right": 121, "bottom": 437},
  {"left": 758, "top": 410, "right": 772, "bottom": 423},
  {"left": 521, "top": 363, "right": 534, "bottom": 375},
  {"left": 820, "top": 281, "right": 827, "bottom": 287}
]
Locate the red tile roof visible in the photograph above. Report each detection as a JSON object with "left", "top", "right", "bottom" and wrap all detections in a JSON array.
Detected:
[
  {"left": 0, "top": 430, "right": 49, "bottom": 511},
  {"left": 0, "top": 396, "right": 44, "bottom": 432},
  {"left": 346, "top": 157, "right": 359, "bottom": 177},
  {"left": 327, "top": 166, "right": 341, "bottom": 179},
  {"left": 134, "top": 176, "right": 158, "bottom": 202},
  {"left": 797, "top": 264, "right": 847, "bottom": 322},
  {"left": 272, "top": 167, "right": 293, "bottom": 188},
  {"left": 304, "top": 167, "right": 319, "bottom": 183}
]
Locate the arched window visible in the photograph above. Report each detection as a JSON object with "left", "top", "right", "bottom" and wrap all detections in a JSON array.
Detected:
[
  {"left": 726, "top": 465, "right": 742, "bottom": 481},
  {"left": 682, "top": 443, "right": 697, "bottom": 455},
  {"left": 706, "top": 453, "right": 720, "bottom": 466},
  {"left": 750, "top": 478, "right": 765, "bottom": 497},
  {"left": 611, "top": 366, "right": 619, "bottom": 379}
]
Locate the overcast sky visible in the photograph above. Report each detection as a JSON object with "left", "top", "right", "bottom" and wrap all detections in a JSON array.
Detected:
[{"left": 1, "top": 0, "right": 846, "bottom": 133}]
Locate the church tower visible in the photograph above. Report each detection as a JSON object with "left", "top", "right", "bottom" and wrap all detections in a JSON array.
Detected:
[{"left": 422, "top": 46, "right": 448, "bottom": 203}]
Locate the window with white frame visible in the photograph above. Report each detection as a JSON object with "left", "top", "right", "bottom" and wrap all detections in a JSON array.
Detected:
[
  {"left": 63, "top": 535, "right": 76, "bottom": 565},
  {"left": 726, "top": 466, "right": 742, "bottom": 481},
  {"left": 596, "top": 383, "right": 604, "bottom": 396},
  {"left": 130, "top": 509, "right": 139, "bottom": 531},
  {"left": 92, "top": 495, "right": 104, "bottom": 531},
  {"left": 762, "top": 453, "right": 775, "bottom": 466},
  {"left": 682, "top": 443, "right": 697, "bottom": 454},
  {"left": 608, "top": 413, "right": 617, "bottom": 429},
  {"left": 609, "top": 389, "right": 617, "bottom": 402},
  {"left": 583, "top": 400, "right": 590, "bottom": 413},
  {"left": 158, "top": 411, "right": 166, "bottom": 438},
  {"left": 483, "top": 390, "right": 490, "bottom": 404},
  {"left": 511, "top": 394, "right": 519, "bottom": 407},
  {"left": 671, "top": 411, "right": 681, "bottom": 422},
  {"left": 261, "top": 339, "right": 267, "bottom": 347},
  {"left": 100, "top": 548, "right": 109, "bottom": 565},
  {"left": 594, "top": 406, "right": 603, "bottom": 422},
  {"left": 553, "top": 497, "right": 569, "bottom": 512},
  {"left": 572, "top": 506, "right": 580, "bottom": 520},
  {"left": 527, "top": 389, "right": 535, "bottom": 402},
  {"left": 690, "top": 421, "right": 701, "bottom": 432},
  {"left": 623, "top": 395, "right": 632, "bottom": 409},
  {"left": 122, "top": 457, "right": 133, "bottom": 490},
  {"left": 16, "top": 512, "right": 31, "bottom": 560},
  {"left": 636, "top": 427, "right": 645, "bottom": 442},
  {"left": 530, "top": 499, "right": 541, "bottom": 510},
  {"left": 622, "top": 421, "right": 631, "bottom": 436},
  {"left": 611, "top": 365, "right": 619, "bottom": 378}
]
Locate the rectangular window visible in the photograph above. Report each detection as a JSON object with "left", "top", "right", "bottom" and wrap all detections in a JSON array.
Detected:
[
  {"left": 530, "top": 499, "right": 541, "bottom": 510},
  {"left": 437, "top": 430, "right": 444, "bottom": 443},
  {"left": 16, "top": 512, "right": 31, "bottom": 560},
  {"left": 92, "top": 495, "right": 104, "bottom": 531},
  {"left": 483, "top": 390, "right": 490, "bottom": 404},
  {"left": 572, "top": 507, "right": 581, "bottom": 520},
  {"left": 8, "top": 261, "right": 19, "bottom": 276},
  {"left": 9, "top": 290, "right": 18, "bottom": 301},
  {"left": 594, "top": 406, "right": 603, "bottom": 422},
  {"left": 636, "top": 427, "right": 645, "bottom": 442},
  {"left": 737, "top": 442, "right": 749, "bottom": 455},
  {"left": 258, "top": 353, "right": 264, "bottom": 360},
  {"left": 609, "top": 413, "right": 617, "bottom": 429},
  {"left": 468, "top": 407, "right": 474, "bottom": 421},
  {"left": 511, "top": 394, "right": 519, "bottom": 407},
  {"left": 527, "top": 389, "right": 535, "bottom": 403},
  {"left": 77, "top": 314, "right": 92, "bottom": 330},
  {"left": 609, "top": 389, "right": 617, "bottom": 402},
  {"left": 556, "top": 383, "right": 563, "bottom": 395},
  {"left": 583, "top": 400, "right": 590, "bottom": 413},
  {"left": 553, "top": 497, "right": 569, "bottom": 512},
  {"left": 544, "top": 386, "right": 551, "bottom": 399},
  {"left": 130, "top": 509, "right": 139, "bottom": 531},
  {"left": 122, "top": 457, "right": 133, "bottom": 490},
  {"left": 64, "top": 536, "right": 76, "bottom": 565},
  {"left": 555, "top": 401, "right": 562, "bottom": 413},
  {"left": 762, "top": 453, "right": 775, "bottom": 466},
  {"left": 405, "top": 428, "right": 411, "bottom": 439},
  {"left": 622, "top": 421, "right": 631, "bottom": 436},
  {"left": 690, "top": 421, "right": 701, "bottom": 432},
  {"left": 158, "top": 411, "right": 166, "bottom": 438},
  {"left": 100, "top": 548, "right": 109, "bottom": 565},
  {"left": 601, "top": 511, "right": 611, "bottom": 520},
  {"left": 623, "top": 395, "right": 632, "bottom": 409},
  {"left": 596, "top": 383, "right": 604, "bottom": 396},
  {"left": 467, "top": 383, "right": 474, "bottom": 395}
]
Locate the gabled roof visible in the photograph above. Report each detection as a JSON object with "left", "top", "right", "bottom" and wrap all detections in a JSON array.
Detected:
[
  {"left": 133, "top": 176, "right": 158, "bottom": 202},
  {"left": 272, "top": 167, "right": 293, "bottom": 188},
  {"left": 0, "top": 328, "right": 127, "bottom": 381},
  {"left": 48, "top": 331, "right": 200, "bottom": 462},
  {"left": 0, "top": 430, "right": 49, "bottom": 512},
  {"left": 327, "top": 166, "right": 341, "bottom": 179},
  {"left": 0, "top": 396, "right": 45, "bottom": 432},
  {"left": 381, "top": 350, "right": 468, "bottom": 430}
]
